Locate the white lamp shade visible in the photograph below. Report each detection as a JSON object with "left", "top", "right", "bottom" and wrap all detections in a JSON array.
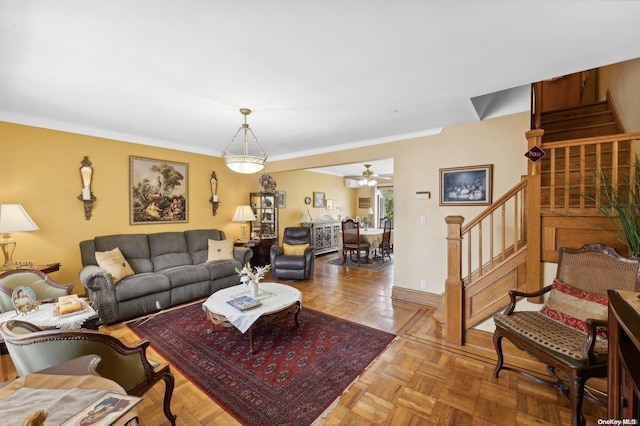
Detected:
[
  {"left": 367, "top": 208, "right": 374, "bottom": 214},
  {"left": 232, "top": 205, "right": 257, "bottom": 222},
  {"left": 225, "top": 156, "right": 266, "bottom": 174},
  {"left": 0, "top": 204, "right": 39, "bottom": 233}
]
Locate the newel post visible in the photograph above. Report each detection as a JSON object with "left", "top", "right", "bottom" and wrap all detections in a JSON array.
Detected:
[
  {"left": 526, "top": 129, "right": 544, "bottom": 302},
  {"left": 445, "top": 215, "right": 464, "bottom": 345}
]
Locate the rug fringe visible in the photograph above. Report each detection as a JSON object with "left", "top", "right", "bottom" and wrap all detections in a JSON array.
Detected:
[{"left": 124, "top": 298, "right": 206, "bottom": 325}]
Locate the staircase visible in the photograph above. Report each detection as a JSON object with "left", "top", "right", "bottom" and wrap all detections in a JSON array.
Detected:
[
  {"left": 540, "top": 96, "right": 624, "bottom": 143},
  {"left": 439, "top": 77, "right": 640, "bottom": 347}
]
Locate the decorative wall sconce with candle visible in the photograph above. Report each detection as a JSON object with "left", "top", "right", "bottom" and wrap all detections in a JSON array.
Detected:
[
  {"left": 209, "top": 171, "right": 219, "bottom": 216},
  {"left": 77, "top": 156, "right": 96, "bottom": 220}
]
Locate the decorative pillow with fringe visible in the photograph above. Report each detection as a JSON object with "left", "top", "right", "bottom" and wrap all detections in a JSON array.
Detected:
[{"left": 540, "top": 279, "right": 609, "bottom": 338}]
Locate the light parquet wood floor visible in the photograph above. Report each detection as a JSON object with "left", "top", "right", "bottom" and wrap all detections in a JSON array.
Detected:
[{"left": 1, "top": 255, "right": 608, "bottom": 425}]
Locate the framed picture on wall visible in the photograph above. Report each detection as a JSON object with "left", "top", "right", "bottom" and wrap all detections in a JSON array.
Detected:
[
  {"left": 275, "top": 191, "right": 286, "bottom": 208},
  {"left": 439, "top": 164, "right": 493, "bottom": 206},
  {"left": 358, "top": 197, "right": 370, "bottom": 209},
  {"left": 313, "top": 192, "right": 325, "bottom": 208},
  {"left": 130, "top": 156, "right": 188, "bottom": 224},
  {"left": 326, "top": 199, "right": 334, "bottom": 210}
]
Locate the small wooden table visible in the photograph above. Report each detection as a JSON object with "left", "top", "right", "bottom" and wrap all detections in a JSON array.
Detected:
[
  {"left": 203, "top": 283, "right": 301, "bottom": 354},
  {"left": 0, "top": 262, "right": 61, "bottom": 275}
]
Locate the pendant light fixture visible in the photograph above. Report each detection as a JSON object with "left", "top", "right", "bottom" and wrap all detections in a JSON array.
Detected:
[{"left": 222, "top": 108, "right": 267, "bottom": 174}]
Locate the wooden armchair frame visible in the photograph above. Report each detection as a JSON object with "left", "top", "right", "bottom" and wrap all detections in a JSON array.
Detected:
[
  {"left": 493, "top": 243, "right": 640, "bottom": 426},
  {"left": 0, "top": 269, "right": 73, "bottom": 312},
  {"left": 1, "top": 319, "right": 176, "bottom": 425}
]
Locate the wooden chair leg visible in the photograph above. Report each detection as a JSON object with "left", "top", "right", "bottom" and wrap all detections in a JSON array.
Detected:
[
  {"left": 160, "top": 370, "right": 177, "bottom": 425},
  {"left": 492, "top": 331, "right": 504, "bottom": 378},
  {"left": 569, "top": 375, "right": 587, "bottom": 426}
]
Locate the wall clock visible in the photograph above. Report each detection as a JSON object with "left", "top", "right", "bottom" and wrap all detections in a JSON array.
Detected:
[{"left": 304, "top": 196, "right": 311, "bottom": 205}]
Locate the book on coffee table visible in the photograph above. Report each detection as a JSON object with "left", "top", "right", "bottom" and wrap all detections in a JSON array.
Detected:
[{"left": 227, "top": 295, "right": 262, "bottom": 311}]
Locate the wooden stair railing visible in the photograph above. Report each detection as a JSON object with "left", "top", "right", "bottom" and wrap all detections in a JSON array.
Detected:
[
  {"left": 538, "top": 132, "right": 640, "bottom": 262},
  {"left": 444, "top": 178, "right": 529, "bottom": 344}
]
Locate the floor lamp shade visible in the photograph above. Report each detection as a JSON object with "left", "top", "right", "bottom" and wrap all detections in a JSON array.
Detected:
[{"left": 0, "top": 204, "right": 39, "bottom": 268}]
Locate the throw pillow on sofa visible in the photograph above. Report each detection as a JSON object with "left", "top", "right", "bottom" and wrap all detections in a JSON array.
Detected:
[
  {"left": 207, "top": 239, "right": 234, "bottom": 261},
  {"left": 95, "top": 247, "right": 135, "bottom": 284}
]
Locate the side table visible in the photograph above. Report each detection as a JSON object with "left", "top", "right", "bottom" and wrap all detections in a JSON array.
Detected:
[
  {"left": 235, "top": 239, "right": 263, "bottom": 266},
  {"left": 0, "top": 262, "right": 61, "bottom": 275}
]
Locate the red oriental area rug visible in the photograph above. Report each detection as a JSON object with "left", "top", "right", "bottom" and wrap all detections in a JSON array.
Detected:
[{"left": 127, "top": 301, "right": 395, "bottom": 425}]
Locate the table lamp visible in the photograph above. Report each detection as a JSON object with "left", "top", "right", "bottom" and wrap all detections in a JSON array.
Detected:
[
  {"left": 232, "top": 205, "right": 257, "bottom": 242},
  {"left": 0, "top": 203, "right": 39, "bottom": 268}
]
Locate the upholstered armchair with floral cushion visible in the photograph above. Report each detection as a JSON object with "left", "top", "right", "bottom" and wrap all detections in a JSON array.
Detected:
[
  {"left": 0, "top": 269, "right": 73, "bottom": 313},
  {"left": 1, "top": 319, "right": 176, "bottom": 425},
  {"left": 270, "top": 227, "right": 314, "bottom": 280}
]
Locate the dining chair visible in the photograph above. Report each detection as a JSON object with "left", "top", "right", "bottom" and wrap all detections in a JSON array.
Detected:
[
  {"left": 379, "top": 220, "right": 393, "bottom": 261},
  {"left": 341, "top": 219, "right": 370, "bottom": 264}
]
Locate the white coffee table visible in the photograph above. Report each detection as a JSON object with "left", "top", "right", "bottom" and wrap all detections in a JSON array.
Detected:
[{"left": 202, "top": 282, "right": 302, "bottom": 354}]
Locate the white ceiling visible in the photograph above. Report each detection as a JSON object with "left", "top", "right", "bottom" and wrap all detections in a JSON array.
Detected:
[{"left": 2, "top": 1, "right": 640, "bottom": 178}]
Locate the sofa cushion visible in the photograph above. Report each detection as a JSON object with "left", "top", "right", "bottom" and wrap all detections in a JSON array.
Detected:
[
  {"left": 203, "top": 259, "right": 243, "bottom": 280},
  {"left": 95, "top": 247, "right": 135, "bottom": 284},
  {"left": 185, "top": 229, "right": 226, "bottom": 264},
  {"left": 93, "top": 234, "right": 153, "bottom": 273},
  {"left": 159, "top": 264, "right": 211, "bottom": 288},
  {"left": 148, "top": 232, "right": 192, "bottom": 271},
  {"left": 540, "top": 279, "right": 609, "bottom": 338},
  {"left": 115, "top": 272, "right": 172, "bottom": 303},
  {"left": 283, "top": 243, "right": 309, "bottom": 256},
  {"left": 207, "top": 239, "right": 234, "bottom": 261}
]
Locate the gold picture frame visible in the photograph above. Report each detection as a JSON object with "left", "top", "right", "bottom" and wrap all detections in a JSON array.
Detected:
[
  {"left": 130, "top": 156, "right": 188, "bottom": 224},
  {"left": 358, "top": 197, "right": 370, "bottom": 209}
]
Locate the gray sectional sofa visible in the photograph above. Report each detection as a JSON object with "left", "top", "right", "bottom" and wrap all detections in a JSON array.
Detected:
[{"left": 79, "top": 229, "right": 252, "bottom": 324}]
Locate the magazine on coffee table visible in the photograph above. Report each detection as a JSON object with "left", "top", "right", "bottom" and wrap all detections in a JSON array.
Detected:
[
  {"left": 227, "top": 295, "right": 262, "bottom": 311},
  {"left": 62, "top": 392, "right": 141, "bottom": 425}
]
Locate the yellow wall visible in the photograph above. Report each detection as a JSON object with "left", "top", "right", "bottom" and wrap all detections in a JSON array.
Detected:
[
  {"left": 1, "top": 122, "right": 356, "bottom": 292},
  {"left": 1, "top": 122, "right": 261, "bottom": 291},
  {"left": 267, "top": 170, "right": 356, "bottom": 229}
]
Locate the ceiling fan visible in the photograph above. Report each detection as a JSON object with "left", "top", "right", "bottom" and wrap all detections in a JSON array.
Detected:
[{"left": 346, "top": 164, "right": 391, "bottom": 187}]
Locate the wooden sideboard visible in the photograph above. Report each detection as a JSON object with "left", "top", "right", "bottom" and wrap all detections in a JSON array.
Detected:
[
  {"left": 608, "top": 289, "right": 640, "bottom": 421},
  {"left": 301, "top": 221, "right": 340, "bottom": 256}
]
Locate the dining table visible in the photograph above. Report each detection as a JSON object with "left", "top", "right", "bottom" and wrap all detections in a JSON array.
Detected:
[{"left": 338, "top": 228, "right": 391, "bottom": 261}]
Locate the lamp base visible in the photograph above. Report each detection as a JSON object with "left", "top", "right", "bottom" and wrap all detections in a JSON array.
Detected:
[
  {"left": 0, "top": 234, "right": 16, "bottom": 268},
  {"left": 240, "top": 224, "right": 248, "bottom": 242}
]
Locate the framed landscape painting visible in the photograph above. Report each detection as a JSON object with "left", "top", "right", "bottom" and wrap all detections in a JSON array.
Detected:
[
  {"left": 440, "top": 164, "right": 493, "bottom": 206},
  {"left": 130, "top": 156, "right": 188, "bottom": 224}
]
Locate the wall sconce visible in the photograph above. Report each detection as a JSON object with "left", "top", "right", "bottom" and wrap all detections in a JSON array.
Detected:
[
  {"left": 209, "top": 171, "right": 219, "bottom": 216},
  {"left": 77, "top": 156, "right": 96, "bottom": 220}
]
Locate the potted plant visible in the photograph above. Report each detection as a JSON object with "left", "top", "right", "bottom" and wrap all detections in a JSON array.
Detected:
[{"left": 582, "top": 160, "right": 640, "bottom": 258}]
